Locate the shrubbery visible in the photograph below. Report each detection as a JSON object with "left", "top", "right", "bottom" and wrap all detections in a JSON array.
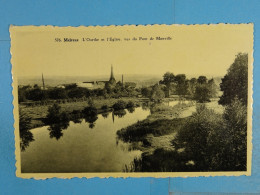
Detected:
[
  {"left": 112, "top": 100, "right": 127, "bottom": 110},
  {"left": 45, "top": 103, "right": 70, "bottom": 124},
  {"left": 82, "top": 106, "right": 98, "bottom": 116},
  {"left": 101, "top": 105, "right": 109, "bottom": 110},
  {"left": 172, "top": 100, "right": 247, "bottom": 171}
]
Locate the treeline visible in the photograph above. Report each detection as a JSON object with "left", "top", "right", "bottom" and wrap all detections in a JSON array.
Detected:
[
  {"left": 141, "top": 73, "right": 218, "bottom": 102},
  {"left": 18, "top": 82, "right": 139, "bottom": 103},
  {"left": 122, "top": 53, "right": 248, "bottom": 172}
]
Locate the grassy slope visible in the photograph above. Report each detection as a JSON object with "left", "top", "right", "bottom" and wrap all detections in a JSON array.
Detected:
[{"left": 117, "top": 103, "right": 192, "bottom": 153}]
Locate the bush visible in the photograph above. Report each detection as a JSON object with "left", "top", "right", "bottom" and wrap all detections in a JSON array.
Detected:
[
  {"left": 101, "top": 105, "right": 109, "bottom": 110},
  {"left": 221, "top": 98, "right": 247, "bottom": 170},
  {"left": 112, "top": 100, "right": 127, "bottom": 110},
  {"left": 82, "top": 106, "right": 98, "bottom": 116},
  {"left": 48, "top": 88, "right": 68, "bottom": 99},
  {"left": 46, "top": 103, "right": 70, "bottom": 124}
]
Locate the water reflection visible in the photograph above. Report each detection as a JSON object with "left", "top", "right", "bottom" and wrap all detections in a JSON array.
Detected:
[
  {"left": 127, "top": 107, "right": 135, "bottom": 113},
  {"left": 20, "top": 130, "right": 34, "bottom": 151},
  {"left": 101, "top": 112, "right": 109, "bottom": 119},
  {"left": 141, "top": 102, "right": 150, "bottom": 110},
  {"left": 48, "top": 122, "right": 69, "bottom": 140},
  {"left": 84, "top": 115, "right": 98, "bottom": 129},
  {"left": 114, "top": 110, "right": 127, "bottom": 118},
  {"left": 21, "top": 106, "right": 150, "bottom": 173},
  {"left": 71, "top": 117, "right": 83, "bottom": 124}
]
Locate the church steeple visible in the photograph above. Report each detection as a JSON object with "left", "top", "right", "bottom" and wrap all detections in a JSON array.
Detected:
[{"left": 109, "top": 65, "right": 116, "bottom": 84}]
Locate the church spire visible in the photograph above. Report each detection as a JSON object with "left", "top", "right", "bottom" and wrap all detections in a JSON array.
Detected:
[
  {"left": 109, "top": 65, "right": 116, "bottom": 84},
  {"left": 110, "top": 65, "right": 115, "bottom": 80}
]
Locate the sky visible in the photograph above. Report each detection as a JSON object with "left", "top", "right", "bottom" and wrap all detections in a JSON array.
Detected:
[{"left": 11, "top": 24, "right": 253, "bottom": 78}]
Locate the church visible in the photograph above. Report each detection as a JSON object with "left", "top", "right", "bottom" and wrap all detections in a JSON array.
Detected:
[{"left": 77, "top": 65, "right": 118, "bottom": 89}]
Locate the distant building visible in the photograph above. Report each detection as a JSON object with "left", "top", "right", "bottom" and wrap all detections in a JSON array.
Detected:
[{"left": 78, "top": 65, "right": 117, "bottom": 89}]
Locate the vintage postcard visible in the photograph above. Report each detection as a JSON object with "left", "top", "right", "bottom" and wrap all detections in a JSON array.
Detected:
[{"left": 10, "top": 24, "right": 253, "bottom": 178}]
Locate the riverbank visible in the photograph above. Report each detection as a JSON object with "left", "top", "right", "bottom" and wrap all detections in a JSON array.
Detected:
[
  {"left": 19, "top": 97, "right": 143, "bottom": 129},
  {"left": 117, "top": 102, "right": 194, "bottom": 154}
]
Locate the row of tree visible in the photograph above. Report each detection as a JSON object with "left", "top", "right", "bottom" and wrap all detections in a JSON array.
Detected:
[
  {"left": 18, "top": 81, "right": 139, "bottom": 103},
  {"left": 141, "top": 73, "right": 218, "bottom": 102}
]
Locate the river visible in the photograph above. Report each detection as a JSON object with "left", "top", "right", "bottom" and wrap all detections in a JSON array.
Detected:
[
  {"left": 20, "top": 99, "right": 223, "bottom": 173},
  {"left": 21, "top": 107, "right": 150, "bottom": 173}
]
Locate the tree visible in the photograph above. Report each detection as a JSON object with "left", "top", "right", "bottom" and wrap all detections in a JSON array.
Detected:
[
  {"left": 160, "top": 72, "right": 175, "bottom": 97},
  {"left": 194, "top": 84, "right": 211, "bottom": 103},
  {"left": 18, "top": 88, "right": 28, "bottom": 103},
  {"left": 197, "top": 76, "right": 207, "bottom": 84},
  {"left": 67, "top": 87, "right": 86, "bottom": 98},
  {"left": 105, "top": 82, "right": 113, "bottom": 94},
  {"left": 175, "top": 74, "right": 188, "bottom": 97},
  {"left": 150, "top": 84, "right": 165, "bottom": 102},
  {"left": 45, "top": 103, "right": 69, "bottom": 124},
  {"left": 49, "top": 88, "right": 67, "bottom": 99},
  {"left": 141, "top": 87, "right": 152, "bottom": 98},
  {"left": 208, "top": 78, "right": 218, "bottom": 98},
  {"left": 27, "top": 88, "right": 46, "bottom": 101},
  {"left": 187, "top": 78, "right": 197, "bottom": 98},
  {"left": 219, "top": 53, "right": 248, "bottom": 105},
  {"left": 222, "top": 98, "right": 247, "bottom": 170}
]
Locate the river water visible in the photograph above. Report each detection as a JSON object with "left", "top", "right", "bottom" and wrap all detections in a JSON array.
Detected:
[
  {"left": 21, "top": 107, "right": 150, "bottom": 173},
  {"left": 21, "top": 99, "right": 223, "bottom": 173}
]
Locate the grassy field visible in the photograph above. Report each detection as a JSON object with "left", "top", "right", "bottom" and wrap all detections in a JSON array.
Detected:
[{"left": 19, "top": 97, "right": 142, "bottom": 129}]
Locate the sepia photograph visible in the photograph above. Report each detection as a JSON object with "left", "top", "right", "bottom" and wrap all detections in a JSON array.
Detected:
[{"left": 10, "top": 24, "right": 253, "bottom": 178}]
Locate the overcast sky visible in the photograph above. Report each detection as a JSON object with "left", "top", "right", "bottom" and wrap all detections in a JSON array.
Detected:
[{"left": 11, "top": 24, "right": 253, "bottom": 78}]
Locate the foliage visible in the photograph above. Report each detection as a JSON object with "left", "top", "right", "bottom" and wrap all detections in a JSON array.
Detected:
[
  {"left": 82, "top": 106, "right": 98, "bottom": 116},
  {"left": 27, "top": 88, "right": 46, "bottom": 101},
  {"left": 101, "top": 104, "right": 109, "bottom": 110},
  {"left": 219, "top": 53, "right": 248, "bottom": 105},
  {"left": 18, "top": 88, "right": 28, "bottom": 103},
  {"left": 67, "top": 87, "right": 86, "bottom": 98},
  {"left": 48, "top": 88, "right": 67, "bottom": 99},
  {"left": 19, "top": 108, "right": 32, "bottom": 132},
  {"left": 48, "top": 122, "right": 69, "bottom": 140},
  {"left": 87, "top": 98, "right": 95, "bottom": 107},
  {"left": 19, "top": 108, "right": 34, "bottom": 151},
  {"left": 221, "top": 98, "right": 247, "bottom": 170},
  {"left": 121, "top": 98, "right": 247, "bottom": 172},
  {"left": 193, "top": 84, "right": 211, "bottom": 103},
  {"left": 150, "top": 84, "right": 165, "bottom": 102},
  {"left": 208, "top": 78, "right": 218, "bottom": 98},
  {"left": 126, "top": 101, "right": 135, "bottom": 108},
  {"left": 45, "top": 103, "right": 70, "bottom": 124},
  {"left": 84, "top": 114, "right": 98, "bottom": 129},
  {"left": 113, "top": 100, "right": 127, "bottom": 110},
  {"left": 197, "top": 76, "right": 207, "bottom": 84},
  {"left": 172, "top": 101, "right": 247, "bottom": 171},
  {"left": 114, "top": 110, "right": 127, "bottom": 118},
  {"left": 159, "top": 72, "right": 175, "bottom": 97},
  {"left": 117, "top": 118, "right": 185, "bottom": 143},
  {"left": 186, "top": 78, "right": 197, "bottom": 98},
  {"left": 141, "top": 87, "right": 152, "bottom": 98}
]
